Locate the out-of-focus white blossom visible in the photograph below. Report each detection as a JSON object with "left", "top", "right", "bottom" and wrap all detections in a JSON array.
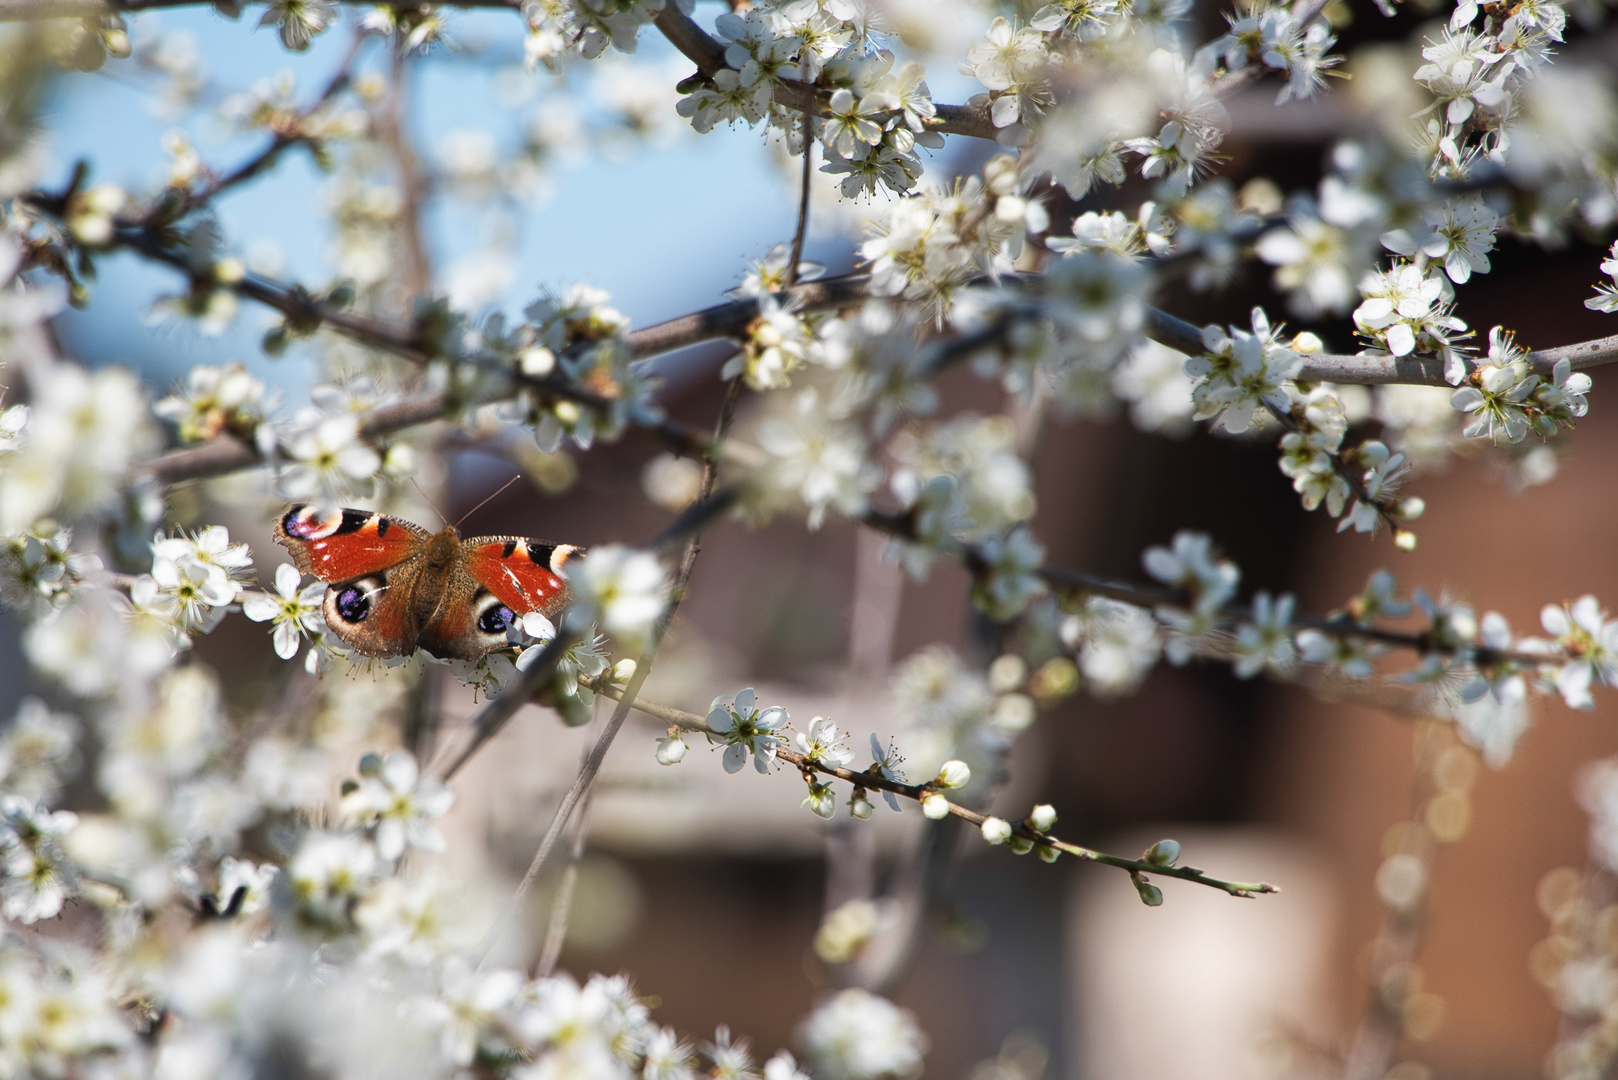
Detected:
[
  {"left": 0, "top": 363, "right": 160, "bottom": 534},
  {"left": 154, "top": 361, "right": 273, "bottom": 446},
  {"left": 341, "top": 750, "right": 454, "bottom": 860},
  {"left": 0, "top": 697, "right": 80, "bottom": 804},
  {"left": 1233, "top": 591, "right": 1297, "bottom": 677},
  {"left": 568, "top": 545, "right": 668, "bottom": 653},
  {"left": 1542, "top": 596, "right": 1618, "bottom": 710},
  {"left": 799, "top": 989, "right": 927, "bottom": 1080},
  {"left": 1060, "top": 597, "right": 1161, "bottom": 697},
  {"left": 754, "top": 387, "right": 880, "bottom": 530}
]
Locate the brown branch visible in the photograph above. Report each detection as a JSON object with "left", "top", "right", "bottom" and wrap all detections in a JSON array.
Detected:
[{"left": 135, "top": 388, "right": 451, "bottom": 483}]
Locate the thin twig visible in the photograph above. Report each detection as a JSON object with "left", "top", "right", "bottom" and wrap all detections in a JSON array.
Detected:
[
  {"left": 469, "top": 363, "right": 747, "bottom": 967},
  {"left": 590, "top": 685, "right": 1280, "bottom": 899},
  {"left": 431, "top": 630, "right": 579, "bottom": 782},
  {"left": 534, "top": 703, "right": 602, "bottom": 978},
  {"left": 184, "top": 29, "right": 367, "bottom": 211},
  {"left": 533, "top": 788, "right": 591, "bottom": 977},
  {"left": 787, "top": 114, "right": 814, "bottom": 286}
]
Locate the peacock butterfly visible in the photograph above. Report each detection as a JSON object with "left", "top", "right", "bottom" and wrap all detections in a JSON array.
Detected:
[{"left": 273, "top": 504, "right": 581, "bottom": 661}]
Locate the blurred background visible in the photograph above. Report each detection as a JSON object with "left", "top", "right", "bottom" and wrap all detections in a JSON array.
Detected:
[{"left": 7, "top": 2, "right": 1618, "bottom": 1078}]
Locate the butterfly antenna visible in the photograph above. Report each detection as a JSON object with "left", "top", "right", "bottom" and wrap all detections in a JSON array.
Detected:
[
  {"left": 455, "top": 474, "right": 524, "bottom": 529},
  {"left": 408, "top": 479, "right": 452, "bottom": 528}
]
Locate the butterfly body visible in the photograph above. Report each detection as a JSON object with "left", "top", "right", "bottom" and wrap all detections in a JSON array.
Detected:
[{"left": 273, "top": 504, "right": 579, "bottom": 661}]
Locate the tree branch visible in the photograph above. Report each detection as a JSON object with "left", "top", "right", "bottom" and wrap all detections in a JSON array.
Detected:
[{"left": 591, "top": 684, "right": 1280, "bottom": 899}]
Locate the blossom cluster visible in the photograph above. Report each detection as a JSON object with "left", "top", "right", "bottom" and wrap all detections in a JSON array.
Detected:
[{"left": 674, "top": 1, "right": 939, "bottom": 199}]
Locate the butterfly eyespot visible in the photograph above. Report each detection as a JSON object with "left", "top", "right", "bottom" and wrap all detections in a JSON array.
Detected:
[
  {"left": 284, "top": 505, "right": 346, "bottom": 540},
  {"left": 335, "top": 586, "right": 370, "bottom": 623},
  {"left": 478, "top": 604, "right": 515, "bottom": 634}
]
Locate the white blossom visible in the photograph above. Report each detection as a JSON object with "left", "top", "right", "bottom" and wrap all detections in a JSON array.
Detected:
[
  {"left": 242, "top": 563, "right": 327, "bottom": 660},
  {"left": 1060, "top": 597, "right": 1161, "bottom": 697},
  {"left": 1541, "top": 596, "right": 1618, "bottom": 709},
  {"left": 799, "top": 989, "right": 927, "bottom": 1080},
  {"left": 707, "top": 687, "right": 787, "bottom": 774},
  {"left": 341, "top": 750, "right": 455, "bottom": 860},
  {"left": 1233, "top": 591, "right": 1298, "bottom": 677},
  {"left": 1187, "top": 308, "right": 1303, "bottom": 433},
  {"left": 793, "top": 717, "right": 854, "bottom": 768},
  {"left": 755, "top": 388, "right": 880, "bottom": 530},
  {"left": 0, "top": 796, "right": 79, "bottom": 923},
  {"left": 568, "top": 545, "right": 668, "bottom": 653},
  {"left": 276, "top": 412, "right": 382, "bottom": 504}
]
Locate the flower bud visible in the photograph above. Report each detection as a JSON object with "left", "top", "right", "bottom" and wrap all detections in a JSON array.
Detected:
[
  {"left": 849, "top": 788, "right": 873, "bottom": 820},
  {"left": 980, "top": 817, "right": 1012, "bottom": 845},
  {"left": 1395, "top": 530, "right": 1418, "bottom": 552},
  {"left": 1134, "top": 877, "right": 1164, "bottom": 906},
  {"left": 804, "top": 782, "right": 837, "bottom": 819},
  {"left": 613, "top": 658, "right": 637, "bottom": 682},
  {"left": 919, "top": 791, "right": 950, "bottom": 820},
  {"left": 1291, "top": 331, "right": 1323, "bottom": 354},
  {"left": 1036, "top": 844, "right": 1060, "bottom": 863},
  {"left": 1026, "top": 804, "right": 1057, "bottom": 832},
  {"left": 1145, "top": 839, "right": 1180, "bottom": 866},
  {"left": 1009, "top": 836, "right": 1034, "bottom": 855},
  {"left": 934, "top": 760, "right": 971, "bottom": 790},
  {"left": 655, "top": 735, "right": 687, "bottom": 766},
  {"left": 1396, "top": 497, "right": 1425, "bottom": 521}
]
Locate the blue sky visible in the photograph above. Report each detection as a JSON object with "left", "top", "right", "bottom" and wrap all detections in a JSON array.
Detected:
[{"left": 42, "top": 6, "right": 842, "bottom": 393}]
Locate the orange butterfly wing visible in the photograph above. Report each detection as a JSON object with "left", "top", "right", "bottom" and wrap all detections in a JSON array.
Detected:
[
  {"left": 274, "top": 505, "right": 429, "bottom": 581},
  {"left": 462, "top": 538, "right": 578, "bottom": 618}
]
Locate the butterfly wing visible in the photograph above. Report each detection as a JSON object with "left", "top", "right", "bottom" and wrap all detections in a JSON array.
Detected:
[
  {"left": 464, "top": 538, "right": 579, "bottom": 618},
  {"left": 416, "top": 537, "right": 582, "bottom": 661},
  {"left": 273, "top": 505, "right": 431, "bottom": 581},
  {"left": 274, "top": 505, "right": 433, "bottom": 658}
]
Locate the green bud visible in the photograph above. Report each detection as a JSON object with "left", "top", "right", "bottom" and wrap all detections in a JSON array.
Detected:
[{"left": 1145, "top": 839, "right": 1180, "bottom": 866}]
